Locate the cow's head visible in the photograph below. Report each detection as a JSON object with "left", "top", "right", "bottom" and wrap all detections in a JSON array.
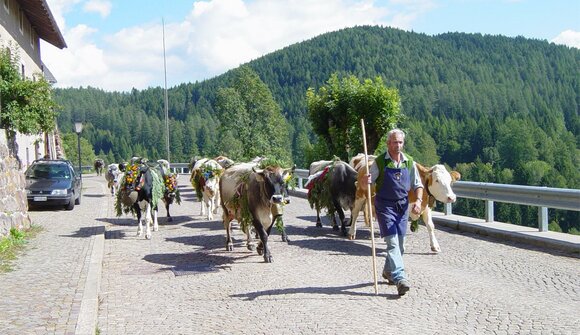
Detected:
[
  {"left": 123, "top": 163, "right": 146, "bottom": 192},
  {"left": 424, "top": 165, "right": 461, "bottom": 204},
  {"left": 253, "top": 165, "right": 295, "bottom": 204},
  {"left": 163, "top": 173, "right": 178, "bottom": 199},
  {"left": 108, "top": 164, "right": 123, "bottom": 186},
  {"left": 202, "top": 170, "right": 219, "bottom": 197}
]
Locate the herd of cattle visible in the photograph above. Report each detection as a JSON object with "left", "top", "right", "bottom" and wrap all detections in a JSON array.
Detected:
[{"left": 98, "top": 154, "right": 460, "bottom": 262}]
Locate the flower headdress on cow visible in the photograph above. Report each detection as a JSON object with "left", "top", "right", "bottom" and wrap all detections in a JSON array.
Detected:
[
  {"left": 114, "top": 157, "right": 164, "bottom": 217},
  {"left": 190, "top": 162, "right": 224, "bottom": 201}
]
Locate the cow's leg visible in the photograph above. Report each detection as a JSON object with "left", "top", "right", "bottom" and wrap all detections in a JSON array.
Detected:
[
  {"left": 145, "top": 202, "right": 153, "bottom": 239},
  {"left": 152, "top": 204, "right": 159, "bottom": 232},
  {"left": 207, "top": 196, "right": 214, "bottom": 220},
  {"left": 423, "top": 208, "right": 441, "bottom": 253},
  {"left": 213, "top": 188, "right": 220, "bottom": 214},
  {"left": 331, "top": 199, "right": 347, "bottom": 234},
  {"left": 201, "top": 192, "right": 209, "bottom": 217},
  {"left": 348, "top": 197, "right": 366, "bottom": 240},
  {"left": 254, "top": 222, "right": 273, "bottom": 263},
  {"left": 222, "top": 210, "right": 234, "bottom": 251},
  {"left": 245, "top": 227, "right": 255, "bottom": 251},
  {"left": 165, "top": 200, "right": 173, "bottom": 222},
  {"left": 135, "top": 204, "right": 144, "bottom": 237},
  {"left": 315, "top": 203, "right": 322, "bottom": 227}
]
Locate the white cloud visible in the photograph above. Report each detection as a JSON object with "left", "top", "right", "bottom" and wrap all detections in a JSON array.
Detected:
[
  {"left": 551, "top": 30, "right": 580, "bottom": 49},
  {"left": 41, "top": 0, "right": 434, "bottom": 91},
  {"left": 185, "top": 0, "right": 391, "bottom": 74},
  {"left": 83, "top": 0, "right": 112, "bottom": 18}
]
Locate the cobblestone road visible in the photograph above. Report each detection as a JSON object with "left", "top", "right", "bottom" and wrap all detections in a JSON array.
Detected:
[{"left": 1, "top": 174, "right": 579, "bottom": 334}]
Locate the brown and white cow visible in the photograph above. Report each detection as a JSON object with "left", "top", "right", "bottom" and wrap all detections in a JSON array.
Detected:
[
  {"left": 220, "top": 163, "right": 294, "bottom": 263},
  {"left": 348, "top": 161, "right": 460, "bottom": 253}
]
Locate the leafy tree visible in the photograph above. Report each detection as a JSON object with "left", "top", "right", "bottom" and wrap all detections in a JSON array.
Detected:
[
  {"left": 216, "top": 66, "right": 291, "bottom": 162},
  {"left": 0, "top": 46, "right": 59, "bottom": 162},
  {"left": 307, "top": 73, "right": 401, "bottom": 159},
  {"left": 61, "top": 132, "right": 96, "bottom": 167}
]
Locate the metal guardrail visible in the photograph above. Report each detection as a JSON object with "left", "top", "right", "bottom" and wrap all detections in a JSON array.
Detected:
[
  {"left": 291, "top": 168, "right": 580, "bottom": 233},
  {"left": 126, "top": 163, "right": 579, "bottom": 233}
]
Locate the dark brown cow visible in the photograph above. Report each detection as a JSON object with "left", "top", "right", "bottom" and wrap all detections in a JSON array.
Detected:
[{"left": 306, "top": 160, "right": 358, "bottom": 236}]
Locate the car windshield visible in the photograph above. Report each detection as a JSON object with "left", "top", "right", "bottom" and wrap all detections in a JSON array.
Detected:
[{"left": 27, "top": 164, "right": 71, "bottom": 179}]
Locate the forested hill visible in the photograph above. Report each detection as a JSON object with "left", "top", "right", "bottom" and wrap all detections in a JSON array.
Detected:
[{"left": 54, "top": 25, "right": 579, "bottom": 187}]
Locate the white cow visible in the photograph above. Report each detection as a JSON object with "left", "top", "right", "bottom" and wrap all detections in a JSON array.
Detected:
[
  {"left": 191, "top": 158, "right": 223, "bottom": 220},
  {"left": 105, "top": 163, "right": 124, "bottom": 195}
]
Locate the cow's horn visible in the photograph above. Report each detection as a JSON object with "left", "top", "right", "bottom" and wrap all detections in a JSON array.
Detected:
[{"left": 252, "top": 166, "right": 264, "bottom": 174}]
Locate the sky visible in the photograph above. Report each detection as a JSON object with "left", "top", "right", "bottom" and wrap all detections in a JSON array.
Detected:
[{"left": 41, "top": 0, "right": 580, "bottom": 92}]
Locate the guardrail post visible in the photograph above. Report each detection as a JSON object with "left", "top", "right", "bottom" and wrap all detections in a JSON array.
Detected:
[
  {"left": 444, "top": 203, "right": 452, "bottom": 215},
  {"left": 485, "top": 200, "right": 494, "bottom": 222},
  {"left": 298, "top": 177, "right": 304, "bottom": 189},
  {"left": 538, "top": 207, "right": 548, "bottom": 232}
]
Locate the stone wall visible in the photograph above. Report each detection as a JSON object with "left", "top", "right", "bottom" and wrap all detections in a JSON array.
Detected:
[{"left": 0, "top": 143, "right": 31, "bottom": 238}]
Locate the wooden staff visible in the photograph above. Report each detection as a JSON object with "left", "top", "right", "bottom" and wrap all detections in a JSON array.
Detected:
[{"left": 360, "top": 119, "right": 379, "bottom": 295}]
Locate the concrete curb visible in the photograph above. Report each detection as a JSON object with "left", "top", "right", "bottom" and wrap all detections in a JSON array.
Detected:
[
  {"left": 75, "top": 229, "right": 105, "bottom": 335},
  {"left": 432, "top": 214, "right": 580, "bottom": 254},
  {"left": 289, "top": 188, "right": 580, "bottom": 254}
]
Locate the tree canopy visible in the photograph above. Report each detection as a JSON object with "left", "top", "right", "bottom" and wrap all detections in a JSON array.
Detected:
[{"left": 307, "top": 73, "right": 400, "bottom": 159}]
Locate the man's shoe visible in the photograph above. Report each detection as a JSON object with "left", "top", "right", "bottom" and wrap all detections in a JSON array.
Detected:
[
  {"left": 397, "top": 279, "right": 410, "bottom": 296},
  {"left": 382, "top": 270, "right": 395, "bottom": 285}
]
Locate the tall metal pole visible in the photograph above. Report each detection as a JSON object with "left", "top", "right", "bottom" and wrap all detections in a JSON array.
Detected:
[
  {"left": 162, "top": 18, "right": 170, "bottom": 163},
  {"left": 76, "top": 132, "right": 82, "bottom": 182}
]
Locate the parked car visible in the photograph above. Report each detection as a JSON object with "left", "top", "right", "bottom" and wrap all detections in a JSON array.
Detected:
[{"left": 25, "top": 159, "right": 82, "bottom": 210}]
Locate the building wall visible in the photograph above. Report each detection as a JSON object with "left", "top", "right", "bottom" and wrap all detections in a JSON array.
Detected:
[
  {"left": 0, "top": 0, "right": 59, "bottom": 170},
  {"left": 0, "top": 0, "right": 43, "bottom": 75}
]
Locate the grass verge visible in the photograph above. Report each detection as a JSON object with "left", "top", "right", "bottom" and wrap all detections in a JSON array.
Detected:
[{"left": 0, "top": 225, "right": 43, "bottom": 273}]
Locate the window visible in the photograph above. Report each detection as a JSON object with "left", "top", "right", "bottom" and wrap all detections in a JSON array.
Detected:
[
  {"left": 21, "top": 63, "right": 25, "bottom": 78},
  {"left": 30, "top": 30, "right": 35, "bottom": 49}
]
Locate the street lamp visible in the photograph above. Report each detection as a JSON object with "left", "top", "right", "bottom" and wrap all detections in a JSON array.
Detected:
[{"left": 74, "top": 122, "right": 83, "bottom": 181}]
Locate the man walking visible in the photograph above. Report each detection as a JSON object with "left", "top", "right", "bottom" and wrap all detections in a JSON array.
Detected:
[{"left": 368, "top": 128, "right": 423, "bottom": 296}]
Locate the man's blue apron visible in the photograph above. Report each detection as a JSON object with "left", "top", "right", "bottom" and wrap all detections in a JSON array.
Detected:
[{"left": 374, "top": 166, "right": 410, "bottom": 237}]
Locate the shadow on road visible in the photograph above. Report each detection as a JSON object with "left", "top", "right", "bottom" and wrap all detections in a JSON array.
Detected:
[
  {"left": 61, "top": 225, "right": 105, "bottom": 238},
  {"left": 95, "top": 215, "right": 193, "bottom": 226},
  {"left": 230, "top": 282, "right": 401, "bottom": 300}
]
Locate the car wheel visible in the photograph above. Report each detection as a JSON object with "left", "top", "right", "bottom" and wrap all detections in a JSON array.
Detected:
[
  {"left": 65, "top": 195, "right": 75, "bottom": 210},
  {"left": 75, "top": 193, "right": 81, "bottom": 205}
]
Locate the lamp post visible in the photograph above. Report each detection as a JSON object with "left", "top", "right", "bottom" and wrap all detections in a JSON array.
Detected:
[{"left": 74, "top": 122, "right": 83, "bottom": 181}]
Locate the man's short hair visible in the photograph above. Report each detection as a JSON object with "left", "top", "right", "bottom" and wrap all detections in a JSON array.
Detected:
[{"left": 387, "top": 128, "right": 405, "bottom": 141}]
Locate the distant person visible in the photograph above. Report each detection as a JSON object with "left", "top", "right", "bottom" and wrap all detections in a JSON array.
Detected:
[{"left": 368, "top": 128, "right": 423, "bottom": 296}]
